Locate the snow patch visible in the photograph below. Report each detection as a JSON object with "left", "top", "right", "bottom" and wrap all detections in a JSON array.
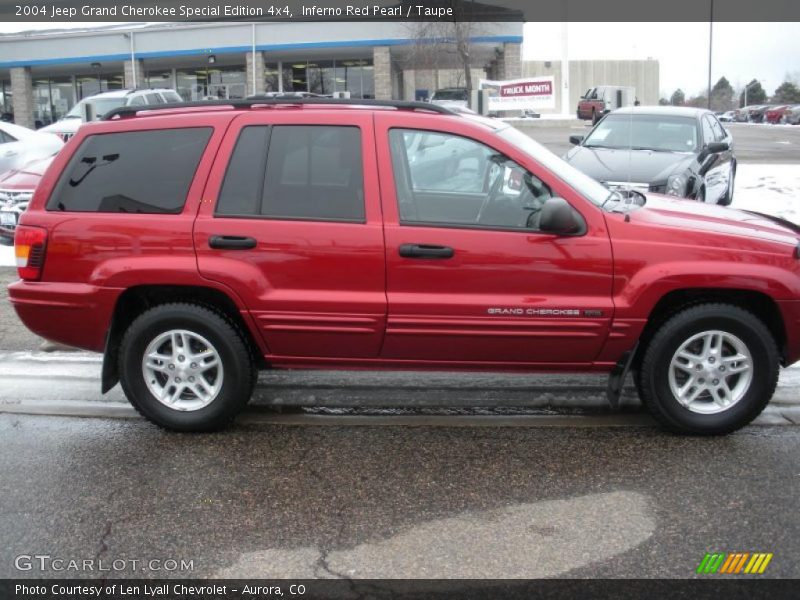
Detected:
[
  {"left": 731, "top": 163, "right": 800, "bottom": 225},
  {"left": 0, "top": 245, "right": 14, "bottom": 268}
]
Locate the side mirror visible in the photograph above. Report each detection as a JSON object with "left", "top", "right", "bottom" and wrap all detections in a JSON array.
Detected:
[
  {"left": 706, "top": 141, "right": 729, "bottom": 154},
  {"left": 569, "top": 135, "right": 584, "bottom": 146},
  {"left": 539, "top": 197, "right": 586, "bottom": 236}
]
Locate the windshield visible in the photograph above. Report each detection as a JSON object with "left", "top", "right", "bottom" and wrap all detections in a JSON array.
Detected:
[
  {"left": 433, "top": 89, "right": 467, "bottom": 101},
  {"left": 65, "top": 98, "right": 127, "bottom": 119},
  {"left": 497, "top": 125, "right": 611, "bottom": 207},
  {"left": 584, "top": 114, "right": 699, "bottom": 153}
]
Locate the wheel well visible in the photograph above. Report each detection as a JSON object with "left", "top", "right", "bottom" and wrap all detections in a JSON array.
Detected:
[
  {"left": 101, "top": 285, "right": 264, "bottom": 393},
  {"left": 633, "top": 288, "right": 788, "bottom": 369}
]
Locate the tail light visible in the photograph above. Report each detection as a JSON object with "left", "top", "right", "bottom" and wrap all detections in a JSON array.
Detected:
[{"left": 15, "top": 225, "right": 47, "bottom": 281}]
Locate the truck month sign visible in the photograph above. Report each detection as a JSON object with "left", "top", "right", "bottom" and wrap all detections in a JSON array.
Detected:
[{"left": 480, "top": 76, "right": 556, "bottom": 111}]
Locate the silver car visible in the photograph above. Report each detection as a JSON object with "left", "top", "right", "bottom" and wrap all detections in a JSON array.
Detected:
[{"left": 0, "top": 121, "right": 64, "bottom": 177}]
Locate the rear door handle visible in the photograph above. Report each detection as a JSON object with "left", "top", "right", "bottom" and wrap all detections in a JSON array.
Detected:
[
  {"left": 208, "top": 235, "right": 257, "bottom": 250},
  {"left": 398, "top": 244, "right": 454, "bottom": 259}
]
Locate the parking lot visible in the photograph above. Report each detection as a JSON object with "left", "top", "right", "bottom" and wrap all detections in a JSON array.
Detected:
[{"left": 1, "top": 115, "right": 799, "bottom": 582}]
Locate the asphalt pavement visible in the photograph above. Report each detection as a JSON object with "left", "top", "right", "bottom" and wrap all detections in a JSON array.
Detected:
[{"left": 1, "top": 413, "right": 798, "bottom": 579}]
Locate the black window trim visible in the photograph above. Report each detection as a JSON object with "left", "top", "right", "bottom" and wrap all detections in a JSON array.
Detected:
[
  {"left": 45, "top": 125, "right": 213, "bottom": 214},
  {"left": 388, "top": 126, "right": 573, "bottom": 236},
  {"left": 213, "top": 123, "right": 367, "bottom": 224}
]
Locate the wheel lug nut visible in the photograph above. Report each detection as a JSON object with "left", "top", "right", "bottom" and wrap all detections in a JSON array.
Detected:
[
  {"left": 175, "top": 377, "right": 181, "bottom": 383},
  {"left": 189, "top": 376, "right": 195, "bottom": 382},
  {"left": 696, "top": 365, "right": 702, "bottom": 370},
  {"left": 719, "top": 366, "right": 726, "bottom": 372},
  {"left": 178, "top": 355, "right": 185, "bottom": 362},
  {"left": 708, "top": 357, "right": 715, "bottom": 364},
  {"left": 698, "top": 378, "right": 705, "bottom": 384},
  {"left": 168, "top": 364, "right": 175, "bottom": 370},
  {"left": 712, "top": 379, "right": 719, "bottom": 385},
  {"left": 191, "top": 362, "right": 197, "bottom": 368}
]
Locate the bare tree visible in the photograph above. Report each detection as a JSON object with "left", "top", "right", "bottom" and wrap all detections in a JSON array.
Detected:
[{"left": 403, "top": 19, "right": 483, "bottom": 92}]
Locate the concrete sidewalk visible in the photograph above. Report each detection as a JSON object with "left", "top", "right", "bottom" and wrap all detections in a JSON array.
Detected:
[{"left": 1, "top": 351, "right": 798, "bottom": 426}]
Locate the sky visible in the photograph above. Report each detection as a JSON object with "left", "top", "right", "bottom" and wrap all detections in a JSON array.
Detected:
[
  {"left": 1, "top": 21, "right": 798, "bottom": 99},
  {"left": 523, "top": 22, "right": 800, "bottom": 99}
]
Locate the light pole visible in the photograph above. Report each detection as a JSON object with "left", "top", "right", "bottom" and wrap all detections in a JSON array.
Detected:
[{"left": 707, "top": 0, "right": 713, "bottom": 110}]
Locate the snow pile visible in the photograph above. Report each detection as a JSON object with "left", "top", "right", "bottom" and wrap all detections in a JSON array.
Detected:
[{"left": 731, "top": 164, "right": 800, "bottom": 225}]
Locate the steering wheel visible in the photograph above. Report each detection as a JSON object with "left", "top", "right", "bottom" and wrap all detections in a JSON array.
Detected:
[{"left": 475, "top": 162, "right": 505, "bottom": 224}]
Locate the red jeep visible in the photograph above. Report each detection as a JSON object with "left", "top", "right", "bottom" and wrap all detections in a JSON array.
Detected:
[{"left": 9, "top": 99, "right": 800, "bottom": 434}]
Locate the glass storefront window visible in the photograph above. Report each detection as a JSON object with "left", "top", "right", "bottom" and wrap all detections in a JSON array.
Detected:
[
  {"left": 0, "top": 81, "right": 12, "bottom": 119},
  {"left": 75, "top": 72, "right": 124, "bottom": 100},
  {"left": 177, "top": 65, "right": 246, "bottom": 101},
  {"left": 274, "top": 59, "right": 373, "bottom": 97},
  {"left": 32, "top": 76, "right": 77, "bottom": 127},
  {"left": 146, "top": 70, "right": 175, "bottom": 90},
  {"left": 307, "top": 60, "right": 334, "bottom": 95}
]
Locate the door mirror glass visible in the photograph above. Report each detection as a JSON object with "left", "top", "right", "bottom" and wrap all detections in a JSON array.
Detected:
[
  {"left": 538, "top": 197, "right": 586, "bottom": 236},
  {"left": 569, "top": 135, "right": 584, "bottom": 146},
  {"left": 706, "top": 141, "right": 729, "bottom": 154}
]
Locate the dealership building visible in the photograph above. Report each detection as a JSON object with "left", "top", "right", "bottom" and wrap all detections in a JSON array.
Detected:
[
  {"left": 0, "top": 20, "right": 523, "bottom": 129},
  {"left": 0, "top": 21, "right": 660, "bottom": 129}
]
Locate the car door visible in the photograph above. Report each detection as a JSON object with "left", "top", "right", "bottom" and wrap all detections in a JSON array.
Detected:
[
  {"left": 194, "top": 110, "right": 386, "bottom": 362},
  {"left": 699, "top": 114, "right": 732, "bottom": 203},
  {"left": 375, "top": 114, "right": 614, "bottom": 367}
]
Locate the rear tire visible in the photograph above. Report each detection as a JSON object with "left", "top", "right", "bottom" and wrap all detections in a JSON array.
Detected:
[
  {"left": 119, "top": 303, "right": 255, "bottom": 432},
  {"left": 718, "top": 164, "right": 735, "bottom": 206},
  {"left": 638, "top": 304, "right": 779, "bottom": 435}
]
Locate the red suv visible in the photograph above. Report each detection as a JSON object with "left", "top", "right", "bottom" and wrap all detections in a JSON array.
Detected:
[{"left": 9, "top": 99, "right": 800, "bottom": 434}]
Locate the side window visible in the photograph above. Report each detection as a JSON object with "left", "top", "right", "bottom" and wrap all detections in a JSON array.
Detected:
[
  {"left": 47, "top": 127, "right": 212, "bottom": 213},
  {"left": 128, "top": 96, "right": 146, "bottom": 106},
  {"left": 216, "top": 125, "right": 364, "bottom": 222},
  {"left": 701, "top": 116, "right": 715, "bottom": 146},
  {"left": 710, "top": 116, "right": 727, "bottom": 141},
  {"left": 0, "top": 131, "right": 14, "bottom": 144},
  {"left": 389, "top": 129, "right": 552, "bottom": 231},
  {"left": 146, "top": 93, "right": 164, "bottom": 104}
]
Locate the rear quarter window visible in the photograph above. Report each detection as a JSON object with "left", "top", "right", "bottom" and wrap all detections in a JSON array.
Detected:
[{"left": 47, "top": 127, "right": 212, "bottom": 213}]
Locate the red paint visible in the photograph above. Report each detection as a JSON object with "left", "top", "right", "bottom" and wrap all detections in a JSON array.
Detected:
[{"left": 8, "top": 105, "right": 800, "bottom": 370}]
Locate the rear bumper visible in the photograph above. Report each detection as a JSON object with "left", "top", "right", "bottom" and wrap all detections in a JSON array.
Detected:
[
  {"left": 778, "top": 299, "right": 800, "bottom": 366},
  {"left": 8, "top": 280, "right": 121, "bottom": 352}
]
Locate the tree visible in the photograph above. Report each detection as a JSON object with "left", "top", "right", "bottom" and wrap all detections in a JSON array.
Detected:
[
  {"left": 710, "top": 76, "right": 734, "bottom": 111},
  {"left": 739, "top": 79, "right": 767, "bottom": 107},
  {"left": 670, "top": 89, "right": 685, "bottom": 106},
  {"left": 772, "top": 81, "right": 800, "bottom": 104},
  {"left": 685, "top": 94, "right": 708, "bottom": 108},
  {"left": 658, "top": 97, "right": 670, "bottom": 106}
]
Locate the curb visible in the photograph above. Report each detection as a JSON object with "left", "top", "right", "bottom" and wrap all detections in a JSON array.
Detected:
[{"left": 0, "top": 399, "right": 796, "bottom": 428}]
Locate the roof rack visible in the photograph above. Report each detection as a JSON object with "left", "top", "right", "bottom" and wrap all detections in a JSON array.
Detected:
[{"left": 102, "top": 98, "right": 457, "bottom": 120}]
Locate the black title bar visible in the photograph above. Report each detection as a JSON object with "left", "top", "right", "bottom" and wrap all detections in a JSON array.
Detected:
[{"left": 1, "top": 0, "right": 800, "bottom": 23}]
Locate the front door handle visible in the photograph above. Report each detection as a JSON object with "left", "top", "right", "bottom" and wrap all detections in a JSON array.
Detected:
[
  {"left": 398, "top": 244, "right": 454, "bottom": 259},
  {"left": 208, "top": 235, "right": 257, "bottom": 250}
]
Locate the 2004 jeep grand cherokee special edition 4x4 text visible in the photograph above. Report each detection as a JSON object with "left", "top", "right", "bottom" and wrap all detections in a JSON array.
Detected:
[{"left": 8, "top": 99, "right": 800, "bottom": 434}]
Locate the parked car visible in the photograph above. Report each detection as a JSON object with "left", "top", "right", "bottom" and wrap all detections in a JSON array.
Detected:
[
  {"left": 577, "top": 86, "right": 636, "bottom": 124},
  {"left": 564, "top": 106, "right": 736, "bottom": 205},
  {"left": 39, "top": 88, "right": 183, "bottom": 142},
  {"left": 718, "top": 110, "right": 736, "bottom": 122},
  {"left": 734, "top": 105, "right": 760, "bottom": 122},
  {"left": 783, "top": 105, "right": 800, "bottom": 125},
  {"left": 430, "top": 88, "right": 469, "bottom": 110},
  {"left": 10, "top": 98, "right": 800, "bottom": 435},
  {"left": 0, "top": 121, "right": 63, "bottom": 177},
  {"left": 0, "top": 155, "right": 51, "bottom": 244},
  {"left": 747, "top": 105, "right": 772, "bottom": 123},
  {"left": 764, "top": 105, "right": 791, "bottom": 124}
]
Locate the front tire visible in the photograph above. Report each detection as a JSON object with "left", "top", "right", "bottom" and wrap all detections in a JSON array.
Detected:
[
  {"left": 638, "top": 304, "right": 779, "bottom": 435},
  {"left": 119, "top": 303, "right": 255, "bottom": 432}
]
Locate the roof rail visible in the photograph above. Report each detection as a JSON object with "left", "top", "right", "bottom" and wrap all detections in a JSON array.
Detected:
[{"left": 102, "top": 98, "right": 457, "bottom": 120}]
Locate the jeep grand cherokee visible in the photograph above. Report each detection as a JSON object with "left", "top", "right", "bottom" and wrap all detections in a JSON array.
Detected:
[{"left": 9, "top": 98, "right": 800, "bottom": 434}]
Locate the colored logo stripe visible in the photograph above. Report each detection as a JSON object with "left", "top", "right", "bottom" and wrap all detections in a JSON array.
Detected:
[{"left": 697, "top": 552, "right": 773, "bottom": 574}]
